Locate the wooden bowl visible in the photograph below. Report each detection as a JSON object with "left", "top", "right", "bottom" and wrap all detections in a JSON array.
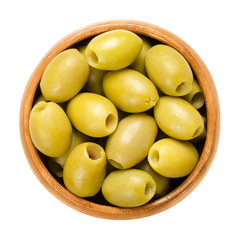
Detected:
[{"left": 19, "top": 20, "right": 220, "bottom": 220}]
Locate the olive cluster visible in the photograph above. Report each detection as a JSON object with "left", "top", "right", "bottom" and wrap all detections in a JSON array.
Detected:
[{"left": 29, "top": 29, "right": 206, "bottom": 208}]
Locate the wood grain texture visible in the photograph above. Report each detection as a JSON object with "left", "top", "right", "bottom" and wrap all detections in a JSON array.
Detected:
[{"left": 19, "top": 20, "right": 220, "bottom": 220}]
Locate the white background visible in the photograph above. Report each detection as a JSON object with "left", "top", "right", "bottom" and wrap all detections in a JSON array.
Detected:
[{"left": 0, "top": 0, "right": 239, "bottom": 239}]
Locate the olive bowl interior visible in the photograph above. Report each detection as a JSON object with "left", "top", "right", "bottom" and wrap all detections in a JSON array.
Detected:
[{"left": 19, "top": 20, "right": 220, "bottom": 220}]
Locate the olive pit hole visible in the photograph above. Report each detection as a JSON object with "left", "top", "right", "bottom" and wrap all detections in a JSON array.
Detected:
[
  {"left": 34, "top": 102, "right": 47, "bottom": 112},
  {"left": 86, "top": 49, "right": 98, "bottom": 65},
  {"left": 150, "top": 149, "right": 160, "bottom": 165},
  {"left": 86, "top": 144, "right": 102, "bottom": 160},
  {"left": 144, "top": 182, "right": 155, "bottom": 197},
  {"left": 176, "top": 81, "right": 190, "bottom": 94},
  {"left": 105, "top": 113, "right": 117, "bottom": 130},
  {"left": 191, "top": 92, "right": 204, "bottom": 109},
  {"left": 192, "top": 126, "right": 204, "bottom": 138},
  {"left": 108, "top": 159, "right": 124, "bottom": 169}
]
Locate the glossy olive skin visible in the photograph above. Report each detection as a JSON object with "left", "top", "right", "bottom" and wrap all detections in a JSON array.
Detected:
[
  {"left": 29, "top": 101, "right": 72, "bottom": 157},
  {"left": 136, "top": 159, "right": 170, "bottom": 197},
  {"left": 52, "top": 128, "right": 91, "bottom": 169},
  {"left": 63, "top": 142, "right": 106, "bottom": 197},
  {"left": 148, "top": 138, "right": 199, "bottom": 178},
  {"left": 66, "top": 93, "right": 118, "bottom": 137},
  {"left": 154, "top": 96, "right": 204, "bottom": 140},
  {"left": 102, "top": 169, "right": 156, "bottom": 207},
  {"left": 85, "top": 30, "right": 143, "bottom": 70},
  {"left": 40, "top": 49, "right": 90, "bottom": 103},
  {"left": 145, "top": 44, "right": 193, "bottom": 96},
  {"left": 183, "top": 78, "right": 205, "bottom": 109},
  {"left": 106, "top": 114, "right": 158, "bottom": 169},
  {"left": 103, "top": 69, "right": 159, "bottom": 113},
  {"left": 129, "top": 36, "right": 152, "bottom": 75}
]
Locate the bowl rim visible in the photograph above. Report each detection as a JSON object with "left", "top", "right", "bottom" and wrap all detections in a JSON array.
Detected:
[{"left": 19, "top": 19, "right": 220, "bottom": 220}]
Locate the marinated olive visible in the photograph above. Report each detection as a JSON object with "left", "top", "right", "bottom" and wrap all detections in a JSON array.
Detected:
[
  {"left": 103, "top": 69, "right": 159, "bottom": 113},
  {"left": 136, "top": 159, "right": 170, "bottom": 197},
  {"left": 66, "top": 93, "right": 118, "bottom": 137},
  {"left": 63, "top": 142, "right": 106, "bottom": 197},
  {"left": 148, "top": 138, "right": 199, "bottom": 178},
  {"left": 29, "top": 101, "right": 72, "bottom": 157},
  {"left": 183, "top": 78, "right": 205, "bottom": 109},
  {"left": 85, "top": 30, "right": 143, "bottom": 70},
  {"left": 102, "top": 169, "right": 156, "bottom": 207},
  {"left": 40, "top": 49, "right": 90, "bottom": 103},
  {"left": 129, "top": 36, "right": 152, "bottom": 75},
  {"left": 154, "top": 96, "right": 204, "bottom": 140},
  {"left": 106, "top": 113, "right": 158, "bottom": 169},
  {"left": 145, "top": 44, "right": 193, "bottom": 96}
]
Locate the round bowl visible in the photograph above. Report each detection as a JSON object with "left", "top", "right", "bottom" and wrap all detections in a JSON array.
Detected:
[{"left": 19, "top": 20, "right": 220, "bottom": 220}]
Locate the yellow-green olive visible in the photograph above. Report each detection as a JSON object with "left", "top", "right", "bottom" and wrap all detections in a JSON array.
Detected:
[
  {"left": 47, "top": 159, "right": 64, "bottom": 178},
  {"left": 136, "top": 159, "right": 170, "bottom": 197},
  {"left": 83, "top": 67, "right": 106, "bottom": 95},
  {"left": 63, "top": 142, "right": 106, "bottom": 197},
  {"left": 29, "top": 101, "right": 72, "bottom": 157},
  {"left": 40, "top": 49, "right": 90, "bottom": 103},
  {"left": 145, "top": 44, "right": 193, "bottom": 96},
  {"left": 85, "top": 30, "right": 143, "bottom": 70},
  {"left": 106, "top": 114, "right": 158, "bottom": 169},
  {"left": 34, "top": 94, "right": 67, "bottom": 110},
  {"left": 102, "top": 169, "right": 156, "bottom": 207},
  {"left": 154, "top": 96, "right": 204, "bottom": 140},
  {"left": 52, "top": 128, "right": 91, "bottom": 169},
  {"left": 103, "top": 69, "right": 159, "bottom": 113},
  {"left": 66, "top": 93, "right": 118, "bottom": 137},
  {"left": 129, "top": 36, "right": 152, "bottom": 75},
  {"left": 191, "top": 116, "right": 207, "bottom": 144},
  {"left": 77, "top": 43, "right": 106, "bottom": 95},
  {"left": 182, "top": 78, "right": 205, "bottom": 109},
  {"left": 148, "top": 138, "right": 199, "bottom": 178},
  {"left": 34, "top": 94, "right": 47, "bottom": 105}
]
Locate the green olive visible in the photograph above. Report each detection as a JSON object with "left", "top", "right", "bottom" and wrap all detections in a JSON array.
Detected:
[
  {"left": 136, "top": 159, "right": 170, "bottom": 197},
  {"left": 191, "top": 116, "right": 207, "bottom": 144},
  {"left": 47, "top": 159, "right": 64, "bottom": 178},
  {"left": 148, "top": 138, "right": 199, "bottom": 178},
  {"left": 154, "top": 96, "right": 204, "bottom": 140},
  {"left": 102, "top": 169, "right": 156, "bottom": 207},
  {"left": 52, "top": 128, "right": 91, "bottom": 168},
  {"left": 145, "top": 44, "right": 193, "bottom": 96},
  {"left": 77, "top": 43, "right": 106, "bottom": 95},
  {"left": 66, "top": 93, "right": 118, "bottom": 137},
  {"left": 182, "top": 78, "right": 205, "bottom": 109},
  {"left": 103, "top": 69, "right": 159, "bottom": 113},
  {"left": 33, "top": 94, "right": 67, "bottom": 110},
  {"left": 83, "top": 67, "right": 106, "bottom": 95},
  {"left": 106, "top": 113, "right": 158, "bottom": 169},
  {"left": 63, "top": 142, "right": 106, "bottom": 197},
  {"left": 85, "top": 30, "right": 143, "bottom": 70},
  {"left": 129, "top": 36, "right": 152, "bottom": 75},
  {"left": 40, "top": 49, "right": 90, "bottom": 103},
  {"left": 34, "top": 94, "right": 47, "bottom": 105},
  {"left": 29, "top": 101, "right": 72, "bottom": 157}
]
